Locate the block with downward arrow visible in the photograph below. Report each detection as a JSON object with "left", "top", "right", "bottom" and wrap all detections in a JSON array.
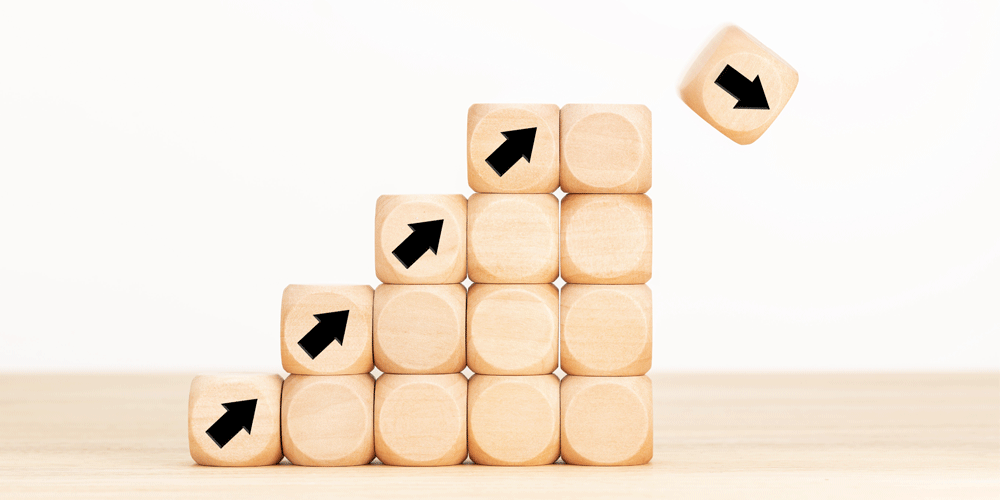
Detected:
[
  {"left": 375, "top": 195, "right": 467, "bottom": 284},
  {"left": 280, "top": 285, "right": 374, "bottom": 375},
  {"left": 467, "top": 104, "right": 559, "bottom": 193},
  {"left": 188, "top": 373, "right": 283, "bottom": 466}
]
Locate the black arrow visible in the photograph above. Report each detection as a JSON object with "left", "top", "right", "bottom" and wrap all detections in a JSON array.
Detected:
[
  {"left": 391, "top": 219, "right": 444, "bottom": 269},
  {"left": 205, "top": 399, "right": 257, "bottom": 449},
  {"left": 297, "top": 310, "right": 350, "bottom": 359},
  {"left": 714, "top": 64, "right": 769, "bottom": 110},
  {"left": 485, "top": 127, "right": 537, "bottom": 177}
]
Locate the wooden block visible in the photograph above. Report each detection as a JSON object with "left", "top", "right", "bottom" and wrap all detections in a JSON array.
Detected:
[
  {"left": 679, "top": 25, "right": 798, "bottom": 145},
  {"left": 467, "top": 193, "right": 559, "bottom": 284},
  {"left": 468, "top": 374, "right": 560, "bottom": 466},
  {"left": 561, "top": 284, "right": 652, "bottom": 376},
  {"left": 374, "top": 373, "right": 468, "bottom": 466},
  {"left": 559, "top": 104, "right": 651, "bottom": 194},
  {"left": 467, "top": 104, "right": 560, "bottom": 194},
  {"left": 560, "top": 375, "right": 653, "bottom": 466},
  {"left": 188, "top": 373, "right": 283, "bottom": 466},
  {"left": 466, "top": 283, "right": 558, "bottom": 375},
  {"left": 280, "top": 285, "right": 374, "bottom": 375},
  {"left": 561, "top": 194, "right": 652, "bottom": 284},
  {"left": 374, "top": 284, "right": 466, "bottom": 374},
  {"left": 375, "top": 195, "right": 467, "bottom": 284},
  {"left": 280, "top": 374, "right": 375, "bottom": 466}
]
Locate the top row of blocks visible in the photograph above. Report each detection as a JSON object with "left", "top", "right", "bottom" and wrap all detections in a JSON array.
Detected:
[{"left": 468, "top": 104, "right": 651, "bottom": 194}]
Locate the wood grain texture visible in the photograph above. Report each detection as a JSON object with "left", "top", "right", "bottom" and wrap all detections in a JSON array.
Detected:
[
  {"left": 560, "top": 375, "right": 653, "bottom": 466},
  {"left": 560, "top": 104, "right": 651, "bottom": 194},
  {"left": 468, "top": 104, "right": 559, "bottom": 194},
  {"left": 680, "top": 25, "right": 799, "bottom": 145},
  {"left": 467, "top": 193, "right": 559, "bottom": 284},
  {"left": 467, "top": 284, "right": 558, "bottom": 375},
  {"left": 561, "top": 194, "right": 652, "bottom": 284},
  {"left": 375, "top": 194, "right": 467, "bottom": 284},
  {"left": 374, "top": 373, "right": 468, "bottom": 466},
  {"left": 561, "top": 284, "right": 652, "bottom": 376},
  {"left": 468, "top": 374, "right": 560, "bottom": 466},
  {"left": 2, "top": 373, "right": 997, "bottom": 498},
  {"left": 374, "top": 284, "right": 466, "bottom": 374},
  {"left": 281, "top": 374, "right": 375, "bottom": 466},
  {"left": 187, "top": 373, "right": 283, "bottom": 466},
  {"left": 280, "top": 285, "right": 374, "bottom": 375}
]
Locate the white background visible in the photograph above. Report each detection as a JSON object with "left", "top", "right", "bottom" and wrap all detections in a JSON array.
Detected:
[{"left": 1, "top": 1, "right": 997, "bottom": 372}]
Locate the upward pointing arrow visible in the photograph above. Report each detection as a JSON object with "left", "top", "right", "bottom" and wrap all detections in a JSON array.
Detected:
[
  {"left": 298, "top": 310, "right": 349, "bottom": 359},
  {"left": 485, "top": 127, "right": 537, "bottom": 177},
  {"left": 205, "top": 399, "right": 257, "bottom": 449},
  {"left": 391, "top": 219, "right": 444, "bottom": 269},
  {"left": 714, "top": 64, "right": 770, "bottom": 110}
]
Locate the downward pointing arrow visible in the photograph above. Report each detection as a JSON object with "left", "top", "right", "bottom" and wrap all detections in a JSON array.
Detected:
[
  {"left": 298, "top": 310, "right": 349, "bottom": 359},
  {"left": 714, "top": 64, "right": 770, "bottom": 110},
  {"left": 205, "top": 399, "right": 257, "bottom": 449},
  {"left": 485, "top": 127, "right": 537, "bottom": 177},
  {"left": 391, "top": 219, "right": 444, "bottom": 269}
]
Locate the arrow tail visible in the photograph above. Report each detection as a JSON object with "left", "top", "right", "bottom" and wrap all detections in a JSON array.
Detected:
[
  {"left": 392, "top": 233, "right": 430, "bottom": 268},
  {"left": 206, "top": 413, "right": 242, "bottom": 448},
  {"left": 485, "top": 142, "right": 521, "bottom": 177}
]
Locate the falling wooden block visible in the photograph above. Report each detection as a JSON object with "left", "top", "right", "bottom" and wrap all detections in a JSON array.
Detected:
[
  {"left": 280, "top": 285, "right": 374, "bottom": 375},
  {"left": 374, "top": 373, "right": 468, "bottom": 466},
  {"left": 375, "top": 195, "right": 467, "bottom": 284},
  {"left": 188, "top": 373, "right": 283, "bottom": 466},
  {"left": 561, "top": 194, "right": 652, "bottom": 284},
  {"left": 560, "top": 104, "right": 651, "bottom": 194},
  {"left": 467, "top": 193, "right": 559, "bottom": 283},
  {"left": 281, "top": 374, "right": 375, "bottom": 466},
  {"left": 680, "top": 25, "right": 798, "bottom": 145},
  {"left": 468, "top": 374, "right": 560, "bottom": 466},
  {"left": 560, "top": 375, "right": 653, "bottom": 466},
  {"left": 468, "top": 103, "right": 560, "bottom": 193},
  {"left": 466, "top": 283, "right": 558, "bottom": 375},
  {"left": 561, "top": 284, "right": 652, "bottom": 376},
  {"left": 373, "top": 284, "right": 466, "bottom": 374}
]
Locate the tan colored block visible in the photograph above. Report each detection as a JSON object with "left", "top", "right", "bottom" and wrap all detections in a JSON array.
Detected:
[
  {"left": 467, "top": 193, "right": 559, "bottom": 284},
  {"left": 280, "top": 285, "right": 374, "bottom": 375},
  {"left": 561, "top": 194, "right": 652, "bottom": 284},
  {"left": 375, "top": 195, "right": 467, "bottom": 284},
  {"left": 560, "top": 375, "right": 653, "bottom": 466},
  {"left": 468, "top": 374, "right": 560, "bottom": 466},
  {"left": 281, "top": 374, "right": 375, "bottom": 466},
  {"left": 188, "top": 373, "right": 283, "bottom": 466},
  {"left": 374, "top": 284, "right": 466, "bottom": 374},
  {"left": 374, "top": 373, "right": 468, "bottom": 466},
  {"left": 680, "top": 25, "right": 799, "bottom": 145},
  {"left": 559, "top": 104, "right": 651, "bottom": 194},
  {"left": 467, "top": 284, "right": 558, "bottom": 375},
  {"left": 468, "top": 104, "right": 560, "bottom": 193},
  {"left": 560, "top": 284, "right": 652, "bottom": 376}
]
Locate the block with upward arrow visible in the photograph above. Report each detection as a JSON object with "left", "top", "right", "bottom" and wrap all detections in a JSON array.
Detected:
[
  {"left": 280, "top": 285, "right": 374, "bottom": 375},
  {"left": 467, "top": 104, "right": 559, "bottom": 194},
  {"left": 188, "top": 373, "right": 284, "bottom": 466},
  {"left": 375, "top": 195, "right": 467, "bottom": 284}
]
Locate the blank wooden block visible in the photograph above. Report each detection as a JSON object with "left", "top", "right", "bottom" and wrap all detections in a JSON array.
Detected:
[
  {"left": 374, "top": 284, "right": 466, "bottom": 374},
  {"left": 281, "top": 374, "right": 375, "bottom": 466},
  {"left": 280, "top": 285, "right": 374, "bottom": 375},
  {"left": 680, "top": 25, "right": 798, "bottom": 145},
  {"left": 467, "top": 284, "right": 558, "bottom": 375},
  {"left": 561, "top": 194, "right": 652, "bottom": 284},
  {"left": 374, "top": 373, "right": 468, "bottom": 466},
  {"left": 560, "top": 375, "right": 653, "bottom": 466},
  {"left": 467, "top": 374, "right": 560, "bottom": 466},
  {"left": 560, "top": 104, "right": 651, "bottom": 194},
  {"left": 375, "top": 195, "right": 467, "bottom": 284},
  {"left": 188, "top": 373, "right": 283, "bottom": 466},
  {"left": 467, "top": 193, "right": 558, "bottom": 284},
  {"left": 561, "top": 284, "right": 652, "bottom": 376},
  {"left": 468, "top": 104, "right": 560, "bottom": 193}
]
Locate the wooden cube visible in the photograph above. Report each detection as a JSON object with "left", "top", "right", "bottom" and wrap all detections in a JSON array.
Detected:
[
  {"left": 374, "top": 284, "right": 466, "bottom": 374},
  {"left": 375, "top": 195, "right": 467, "bottom": 284},
  {"left": 468, "top": 104, "right": 560, "bottom": 193},
  {"left": 188, "top": 373, "right": 283, "bottom": 466},
  {"left": 468, "top": 374, "right": 560, "bottom": 465},
  {"left": 281, "top": 374, "right": 375, "bottom": 466},
  {"left": 466, "top": 284, "right": 558, "bottom": 375},
  {"left": 280, "top": 285, "right": 374, "bottom": 375},
  {"left": 561, "top": 284, "right": 652, "bottom": 376},
  {"left": 374, "top": 373, "right": 468, "bottom": 466},
  {"left": 680, "top": 25, "right": 798, "bottom": 145},
  {"left": 561, "top": 194, "right": 652, "bottom": 284},
  {"left": 467, "top": 193, "right": 559, "bottom": 283},
  {"left": 560, "top": 104, "right": 651, "bottom": 194},
  {"left": 560, "top": 375, "right": 653, "bottom": 466}
]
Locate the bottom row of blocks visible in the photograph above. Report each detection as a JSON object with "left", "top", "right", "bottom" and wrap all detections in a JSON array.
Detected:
[{"left": 189, "top": 373, "right": 652, "bottom": 467}]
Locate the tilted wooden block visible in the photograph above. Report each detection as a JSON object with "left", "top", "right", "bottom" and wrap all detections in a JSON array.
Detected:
[
  {"left": 561, "top": 194, "right": 652, "bottom": 284},
  {"left": 466, "top": 283, "right": 558, "bottom": 375},
  {"left": 280, "top": 285, "right": 374, "bottom": 375},
  {"left": 560, "top": 104, "right": 651, "bottom": 194},
  {"left": 561, "top": 284, "right": 652, "bottom": 376},
  {"left": 680, "top": 25, "right": 798, "bottom": 145},
  {"left": 467, "top": 193, "right": 559, "bottom": 283},
  {"left": 375, "top": 195, "right": 467, "bottom": 284},
  {"left": 374, "top": 373, "right": 468, "bottom": 466},
  {"left": 188, "top": 373, "right": 283, "bottom": 466},
  {"left": 468, "top": 104, "right": 559, "bottom": 193},
  {"left": 281, "top": 374, "right": 375, "bottom": 466},
  {"left": 560, "top": 375, "right": 653, "bottom": 466},
  {"left": 468, "top": 374, "right": 560, "bottom": 466},
  {"left": 374, "top": 284, "right": 466, "bottom": 374}
]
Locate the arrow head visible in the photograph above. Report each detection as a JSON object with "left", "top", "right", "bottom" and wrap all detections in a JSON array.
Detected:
[
  {"left": 405, "top": 219, "right": 444, "bottom": 255},
  {"left": 500, "top": 127, "right": 537, "bottom": 163},
  {"left": 485, "top": 127, "right": 537, "bottom": 177},
  {"left": 221, "top": 399, "right": 258, "bottom": 434},
  {"left": 298, "top": 309, "right": 350, "bottom": 358},
  {"left": 733, "top": 76, "right": 769, "bottom": 110}
]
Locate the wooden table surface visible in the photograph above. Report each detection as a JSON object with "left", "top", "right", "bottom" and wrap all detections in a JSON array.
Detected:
[{"left": 0, "top": 373, "right": 997, "bottom": 499}]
